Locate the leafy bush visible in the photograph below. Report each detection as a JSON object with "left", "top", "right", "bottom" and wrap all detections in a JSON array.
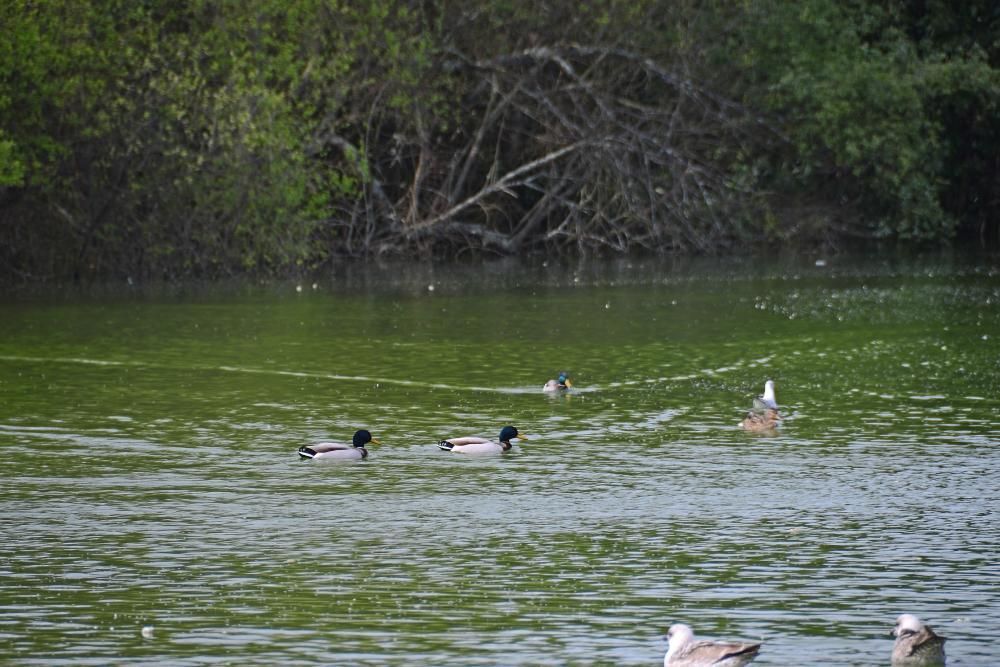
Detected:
[
  {"left": 1, "top": 0, "right": 998, "bottom": 282},
  {"left": 733, "top": 0, "right": 1000, "bottom": 241}
]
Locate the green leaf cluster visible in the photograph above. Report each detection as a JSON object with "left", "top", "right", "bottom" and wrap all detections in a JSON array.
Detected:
[
  {"left": 2, "top": 0, "right": 999, "bottom": 281},
  {"left": 0, "top": 0, "right": 440, "bottom": 278},
  {"left": 731, "top": 0, "right": 1000, "bottom": 240}
]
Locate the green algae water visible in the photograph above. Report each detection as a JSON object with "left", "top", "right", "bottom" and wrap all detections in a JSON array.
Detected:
[{"left": 1, "top": 252, "right": 998, "bottom": 665}]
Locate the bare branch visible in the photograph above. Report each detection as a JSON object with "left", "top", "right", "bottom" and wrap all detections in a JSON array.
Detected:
[{"left": 404, "top": 141, "right": 586, "bottom": 235}]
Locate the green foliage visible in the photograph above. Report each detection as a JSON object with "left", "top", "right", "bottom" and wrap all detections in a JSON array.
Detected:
[
  {"left": 735, "top": 2, "right": 947, "bottom": 238},
  {"left": 732, "top": 0, "right": 1000, "bottom": 240},
  {"left": 0, "top": 137, "right": 25, "bottom": 187},
  {"left": 1, "top": 0, "right": 999, "bottom": 282}
]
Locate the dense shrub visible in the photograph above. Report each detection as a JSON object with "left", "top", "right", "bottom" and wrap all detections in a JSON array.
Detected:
[{"left": 1, "top": 0, "right": 997, "bottom": 281}]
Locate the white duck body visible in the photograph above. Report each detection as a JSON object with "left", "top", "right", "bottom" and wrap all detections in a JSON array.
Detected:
[
  {"left": 437, "top": 426, "right": 524, "bottom": 455},
  {"left": 542, "top": 372, "right": 572, "bottom": 393},
  {"left": 664, "top": 623, "right": 761, "bottom": 667},
  {"left": 440, "top": 436, "right": 506, "bottom": 455},
  {"left": 307, "top": 443, "right": 367, "bottom": 460}
]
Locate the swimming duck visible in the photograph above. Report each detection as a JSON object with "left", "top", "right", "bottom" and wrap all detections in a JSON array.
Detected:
[
  {"left": 741, "top": 380, "right": 781, "bottom": 432},
  {"left": 740, "top": 408, "right": 781, "bottom": 432},
  {"left": 664, "top": 623, "right": 761, "bottom": 667},
  {"left": 298, "top": 429, "right": 379, "bottom": 460},
  {"left": 542, "top": 372, "right": 572, "bottom": 392},
  {"left": 437, "top": 425, "right": 525, "bottom": 455},
  {"left": 891, "top": 614, "right": 947, "bottom": 666}
]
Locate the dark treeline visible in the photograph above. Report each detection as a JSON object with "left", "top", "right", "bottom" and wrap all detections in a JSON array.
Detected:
[{"left": 2, "top": 1, "right": 998, "bottom": 281}]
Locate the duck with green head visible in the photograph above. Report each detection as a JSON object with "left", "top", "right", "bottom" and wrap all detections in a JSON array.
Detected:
[
  {"left": 543, "top": 372, "right": 572, "bottom": 392},
  {"left": 298, "top": 429, "right": 379, "bottom": 460},
  {"left": 437, "top": 425, "right": 525, "bottom": 455}
]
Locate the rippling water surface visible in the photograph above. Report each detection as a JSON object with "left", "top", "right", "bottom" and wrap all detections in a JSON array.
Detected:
[{"left": 1, "top": 253, "right": 998, "bottom": 665}]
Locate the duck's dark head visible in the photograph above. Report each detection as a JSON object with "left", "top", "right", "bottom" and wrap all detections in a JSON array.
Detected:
[
  {"left": 557, "top": 372, "right": 572, "bottom": 387},
  {"left": 498, "top": 425, "right": 523, "bottom": 444},
  {"left": 352, "top": 429, "right": 379, "bottom": 448}
]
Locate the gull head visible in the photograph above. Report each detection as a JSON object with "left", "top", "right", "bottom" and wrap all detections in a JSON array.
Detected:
[
  {"left": 893, "top": 614, "right": 924, "bottom": 638},
  {"left": 666, "top": 623, "right": 695, "bottom": 654}
]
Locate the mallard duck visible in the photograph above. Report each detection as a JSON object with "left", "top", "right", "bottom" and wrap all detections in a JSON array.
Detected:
[
  {"left": 891, "top": 614, "right": 947, "bottom": 666},
  {"left": 298, "top": 429, "right": 379, "bottom": 460},
  {"left": 741, "top": 380, "right": 781, "bottom": 431},
  {"left": 664, "top": 623, "right": 761, "bottom": 667},
  {"left": 437, "top": 425, "right": 525, "bottom": 455},
  {"left": 542, "top": 372, "right": 572, "bottom": 392},
  {"left": 740, "top": 408, "right": 781, "bottom": 432}
]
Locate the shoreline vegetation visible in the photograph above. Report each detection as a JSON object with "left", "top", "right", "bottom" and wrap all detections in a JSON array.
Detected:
[{"left": 2, "top": 2, "right": 999, "bottom": 283}]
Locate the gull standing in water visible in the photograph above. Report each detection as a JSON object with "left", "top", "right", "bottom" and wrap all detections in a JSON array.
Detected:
[{"left": 741, "top": 379, "right": 781, "bottom": 432}]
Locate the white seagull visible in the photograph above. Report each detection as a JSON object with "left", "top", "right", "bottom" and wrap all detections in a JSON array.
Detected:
[
  {"left": 742, "top": 379, "right": 781, "bottom": 432},
  {"left": 891, "top": 614, "right": 947, "bottom": 666},
  {"left": 752, "top": 379, "right": 778, "bottom": 410},
  {"left": 664, "top": 623, "right": 761, "bottom": 667}
]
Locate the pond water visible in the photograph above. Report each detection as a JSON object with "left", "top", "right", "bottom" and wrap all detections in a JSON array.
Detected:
[{"left": 1, "top": 251, "right": 998, "bottom": 665}]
